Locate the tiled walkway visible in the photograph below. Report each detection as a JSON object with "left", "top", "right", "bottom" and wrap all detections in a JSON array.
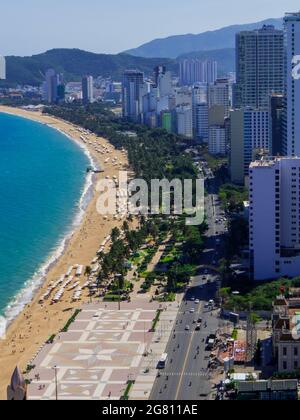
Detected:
[{"left": 27, "top": 300, "right": 160, "bottom": 400}]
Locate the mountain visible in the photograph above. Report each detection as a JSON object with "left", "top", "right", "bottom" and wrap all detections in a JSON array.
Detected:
[
  {"left": 124, "top": 18, "right": 283, "bottom": 58},
  {"left": 1, "top": 49, "right": 177, "bottom": 86},
  {"left": 178, "top": 48, "right": 236, "bottom": 76}
]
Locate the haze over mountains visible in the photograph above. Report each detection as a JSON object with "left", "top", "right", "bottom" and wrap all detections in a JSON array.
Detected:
[
  {"left": 125, "top": 18, "right": 283, "bottom": 58},
  {"left": 0, "top": 17, "right": 283, "bottom": 86}
]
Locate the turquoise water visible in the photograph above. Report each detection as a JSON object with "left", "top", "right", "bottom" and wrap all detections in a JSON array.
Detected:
[{"left": 0, "top": 112, "right": 90, "bottom": 321}]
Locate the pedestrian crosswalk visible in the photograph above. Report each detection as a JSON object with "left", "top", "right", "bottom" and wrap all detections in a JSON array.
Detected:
[{"left": 158, "top": 371, "right": 209, "bottom": 378}]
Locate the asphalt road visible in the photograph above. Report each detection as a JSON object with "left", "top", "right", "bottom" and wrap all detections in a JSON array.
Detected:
[{"left": 150, "top": 178, "right": 225, "bottom": 401}]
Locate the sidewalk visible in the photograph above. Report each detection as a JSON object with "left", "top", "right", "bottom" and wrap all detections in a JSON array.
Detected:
[{"left": 130, "top": 295, "right": 183, "bottom": 400}]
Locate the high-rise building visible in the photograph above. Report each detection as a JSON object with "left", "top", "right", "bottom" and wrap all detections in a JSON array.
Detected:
[
  {"left": 192, "top": 85, "right": 208, "bottom": 136},
  {"left": 270, "top": 94, "right": 284, "bottom": 156},
  {"left": 235, "top": 25, "right": 284, "bottom": 109},
  {"left": 195, "top": 103, "right": 209, "bottom": 142},
  {"left": 122, "top": 70, "right": 144, "bottom": 122},
  {"left": 44, "top": 69, "right": 63, "bottom": 104},
  {"left": 282, "top": 13, "right": 300, "bottom": 156},
  {"left": 249, "top": 157, "right": 300, "bottom": 280},
  {"left": 176, "top": 105, "right": 193, "bottom": 138},
  {"left": 0, "top": 55, "right": 6, "bottom": 80},
  {"left": 153, "top": 66, "right": 173, "bottom": 97},
  {"left": 230, "top": 108, "right": 270, "bottom": 184},
  {"left": 208, "top": 126, "right": 226, "bottom": 155},
  {"left": 161, "top": 111, "right": 172, "bottom": 132},
  {"left": 153, "top": 65, "right": 166, "bottom": 87},
  {"left": 179, "top": 59, "right": 217, "bottom": 86},
  {"left": 82, "top": 75, "right": 94, "bottom": 104},
  {"left": 208, "top": 78, "right": 230, "bottom": 118}
]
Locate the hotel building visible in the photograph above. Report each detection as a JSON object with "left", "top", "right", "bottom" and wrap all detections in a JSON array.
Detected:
[{"left": 249, "top": 157, "right": 300, "bottom": 281}]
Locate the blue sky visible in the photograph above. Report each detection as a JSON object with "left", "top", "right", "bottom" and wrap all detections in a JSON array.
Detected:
[{"left": 1, "top": 0, "right": 299, "bottom": 56}]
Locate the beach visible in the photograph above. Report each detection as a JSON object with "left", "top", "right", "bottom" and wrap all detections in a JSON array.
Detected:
[{"left": 0, "top": 105, "right": 130, "bottom": 399}]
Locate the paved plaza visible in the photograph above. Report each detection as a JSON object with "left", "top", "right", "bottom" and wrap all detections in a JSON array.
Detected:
[{"left": 27, "top": 299, "right": 163, "bottom": 400}]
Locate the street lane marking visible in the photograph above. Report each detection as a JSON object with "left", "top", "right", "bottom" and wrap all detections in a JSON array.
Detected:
[{"left": 174, "top": 300, "right": 203, "bottom": 400}]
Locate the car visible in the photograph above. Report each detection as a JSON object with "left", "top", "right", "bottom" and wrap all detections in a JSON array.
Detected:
[
  {"left": 190, "top": 297, "right": 195, "bottom": 301},
  {"left": 193, "top": 319, "right": 197, "bottom": 324},
  {"left": 195, "top": 324, "right": 201, "bottom": 331},
  {"left": 198, "top": 318, "right": 203, "bottom": 323},
  {"left": 195, "top": 299, "right": 200, "bottom": 304},
  {"left": 185, "top": 325, "right": 190, "bottom": 331},
  {"left": 190, "top": 308, "right": 195, "bottom": 313}
]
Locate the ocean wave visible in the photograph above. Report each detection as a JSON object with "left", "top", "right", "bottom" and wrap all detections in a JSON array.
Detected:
[{"left": 1, "top": 117, "right": 96, "bottom": 334}]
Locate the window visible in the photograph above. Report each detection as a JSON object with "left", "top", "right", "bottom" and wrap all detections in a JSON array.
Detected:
[
  {"left": 294, "top": 347, "right": 298, "bottom": 357},
  {"left": 283, "top": 347, "right": 287, "bottom": 357}
]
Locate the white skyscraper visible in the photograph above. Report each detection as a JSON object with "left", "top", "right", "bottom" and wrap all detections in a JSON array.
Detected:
[
  {"left": 209, "top": 126, "right": 226, "bottom": 155},
  {"left": 176, "top": 105, "right": 193, "bottom": 138},
  {"left": 157, "top": 71, "right": 173, "bottom": 97},
  {"left": 0, "top": 56, "right": 6, "bottom": 80},
  {"left": 283, "top": 13, "right": 300, "bottom": 156},
  {"left": 179, "top": 59, "right": 217, "bottom": 86},
  {"left": 208, "top": 78, "right": 230, "bottom": 117},
  {"left": 230, "top": 108, "right": 270, "bottom": 184},
  {"left": 250, "top": 157, "right": 300, "bottom": 281}
]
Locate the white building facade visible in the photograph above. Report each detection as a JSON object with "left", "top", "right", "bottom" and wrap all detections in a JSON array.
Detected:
[
  {"left": 176, "top": 105, "right": 193, "bottom": 138},
  {"left": 250, "top": 157, "right": 300, "bottom": 280},
  {"left": 283, "top": 13, "right": 300, "bottom": 156},
  {"left": 208, "top": 78, "right": 230, "bottom": 117},
  {"left": 208, "top": 126, "right": 226, "bottom": 155}
]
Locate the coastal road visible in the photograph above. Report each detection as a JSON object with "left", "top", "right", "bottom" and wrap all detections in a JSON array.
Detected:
[{"left": 150, "top": 177, "right": 225, "bottom": 401}]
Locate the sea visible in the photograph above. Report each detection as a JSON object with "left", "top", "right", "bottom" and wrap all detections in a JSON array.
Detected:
[{"left": 0, "top": 112, "right": 91, "bottom": 335}]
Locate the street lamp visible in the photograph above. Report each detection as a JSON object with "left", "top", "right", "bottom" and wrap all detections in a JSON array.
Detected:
[
  {"left": 115, "top": 273, "right": 123, "bottom": 311},
  {"left": 52, "top": 365, "right": 59, "bottom": 401}
]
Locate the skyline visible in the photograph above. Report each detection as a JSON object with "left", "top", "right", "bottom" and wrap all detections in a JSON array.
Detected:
[{"left": 0, "top": 0, "right": 299, "bottom": 56}]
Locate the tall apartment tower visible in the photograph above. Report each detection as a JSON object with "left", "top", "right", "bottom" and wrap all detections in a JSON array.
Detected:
[
  {"left": 122, "top": 70, "right": 144, "bottom": 122},
  {"left": 176, "top": 104, "right": 193, "bottom": 138},
  {"left": 236, "top": 25, "right": 284, "bottom": 109},
  {"left": 249, "top": 157, "right": 300, "bottom": 281},
  {"left": 45, "top": 69, "right": 59, "bottom": 104},
  {"left": 82, "top": 75, "right": 94, "bottom": 104},
  {"left": 282, "top": 13, "right": 300, "bottom": 156},
  {"left": 230, "top": 108, "right": 270, "bottom": 184},
  {"left": 195, "top": 103, "right": 209, "bottom": 142},
  {"left": 270, "top": 94, "right": 284, "bottom": 156},
  {"left": 179, "top": 59, "right": 217, "bottom": 86},
  {"left": 0, "top": 55, "right": 6, "bottom": 79},
  {"left": 208, "top": 78, "right": 230, "bottom": 118}
]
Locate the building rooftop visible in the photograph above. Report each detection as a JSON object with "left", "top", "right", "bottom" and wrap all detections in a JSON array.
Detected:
[{"left": 250, "top": 156, "right": 300, "bottom": 168}]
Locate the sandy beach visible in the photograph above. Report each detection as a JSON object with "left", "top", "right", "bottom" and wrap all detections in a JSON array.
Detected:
[{"left": 0, "top": 105, "right": 130, "bottom": 399}]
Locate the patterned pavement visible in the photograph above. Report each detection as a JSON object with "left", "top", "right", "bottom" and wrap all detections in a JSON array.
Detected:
[{"left": 27, "top": 300, "right": 161, "bottom": 400}]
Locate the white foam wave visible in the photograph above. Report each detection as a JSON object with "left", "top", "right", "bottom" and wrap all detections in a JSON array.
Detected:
[{"left": 0, "top": 116, "right": 96, "bottom": 327}]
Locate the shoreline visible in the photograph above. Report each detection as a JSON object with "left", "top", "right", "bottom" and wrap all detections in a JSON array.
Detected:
[
  {"left": 0, "top": 110, "right": 96, "bottom": 331},
  {"left": 0, "top": 105, "right": 130, "bottom": 399}
]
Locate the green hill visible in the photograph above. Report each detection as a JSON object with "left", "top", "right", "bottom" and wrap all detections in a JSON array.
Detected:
[{"left": 1, "top": 49, "right": 177, "bottom": 86}]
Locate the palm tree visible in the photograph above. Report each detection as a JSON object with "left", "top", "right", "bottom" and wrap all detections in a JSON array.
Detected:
[{"left": 85, "top": 266, "right": 92, "bottom": 277}]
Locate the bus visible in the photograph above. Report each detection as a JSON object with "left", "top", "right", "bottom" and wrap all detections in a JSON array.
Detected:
[{"left": 157, "top": 353, "right": 168, "bottom": 369}]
